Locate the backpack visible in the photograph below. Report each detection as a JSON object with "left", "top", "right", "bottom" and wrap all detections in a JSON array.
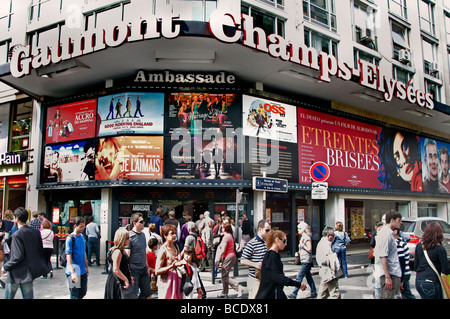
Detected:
[
  {"left": 59, "top": 234, "right": 75, "bottom": 267},
  {"left": 194, "top": 235, "right": 206, "bottom": 260}
]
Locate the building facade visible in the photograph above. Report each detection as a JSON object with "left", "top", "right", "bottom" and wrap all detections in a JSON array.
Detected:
[{"left": 0, "top": 0, "right": 449, "bottom": 258}]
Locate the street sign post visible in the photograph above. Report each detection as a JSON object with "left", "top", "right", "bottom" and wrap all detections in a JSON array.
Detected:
[{"left": 252, "top": 176, "right": 288, "bottom": 193}]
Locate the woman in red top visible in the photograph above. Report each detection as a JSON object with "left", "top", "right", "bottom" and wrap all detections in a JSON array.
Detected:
[{"left": 215, "top": 220, "right": 243, "bottom": 298}]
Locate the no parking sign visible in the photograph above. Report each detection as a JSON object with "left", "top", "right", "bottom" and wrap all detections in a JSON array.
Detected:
[{"left": 309, "top": 162, "right": 330, "bottom": 182}]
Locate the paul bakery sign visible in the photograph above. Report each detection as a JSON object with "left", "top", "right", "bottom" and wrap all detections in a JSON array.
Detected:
[{"left": 9, "top": 9, "right": 433, "bottom": 109}]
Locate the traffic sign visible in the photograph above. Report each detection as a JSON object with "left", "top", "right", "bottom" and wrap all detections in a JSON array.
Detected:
[
  {"left": 311, "top": 181, "right": 328, "bottom": 199},
  {"left": 252, "top": 176, "right": 288, "bottom": 193},
  {"left": 309, "top": 162, "right": 330, "bottom": 182}
]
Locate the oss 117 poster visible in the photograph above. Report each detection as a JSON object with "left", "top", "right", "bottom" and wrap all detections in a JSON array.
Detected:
[
  {"left": 95, "top": 136, "right": 163, "bottom": 180},
  {"left": 45, "top": 99, "right": 97, "bottom": 144}
]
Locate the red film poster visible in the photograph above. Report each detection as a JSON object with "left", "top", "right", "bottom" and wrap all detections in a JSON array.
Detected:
[
  {"left": 298, "top": 108, "right": 382, "bottom": 189},
  {"left": 95, "top": 136, "right": 163, "bottom": 180},
  {"left": 45, "top": 99, "right": 97, "bottom": 144}
]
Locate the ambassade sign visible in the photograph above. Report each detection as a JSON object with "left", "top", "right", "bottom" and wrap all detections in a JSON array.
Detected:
[{"left": 9, "top": 8, "right": 433, "bottom": 109}]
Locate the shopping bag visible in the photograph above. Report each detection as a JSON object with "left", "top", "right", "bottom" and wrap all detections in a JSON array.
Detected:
[{"left": 440, "top": 274, "right": 450, "bottom": 299}]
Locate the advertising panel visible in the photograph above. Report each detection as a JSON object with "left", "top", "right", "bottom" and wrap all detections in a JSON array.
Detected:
[
  {"left": 243, "top": 95, "right": 297, "bottom": 143},
  {"left": 95, "top": 136, "right": 163, "bottom": 180},
  {"left": 45, "top": 99, "right": 97, "bottom": 144},
  {"left": 166, "top": 92, "right": 240, "bottom": 134},
  {"left": 298, "top": 108, "right": 382, "bottom": 188},
  {"left": 43, "top": 140, "right": 96, "bottom": 183},
  {"left": 420, "top": 138, "right": 450, "bottom": 194},
  {"left": 97, "top": 92, "right": 164, "bottom": 136}
]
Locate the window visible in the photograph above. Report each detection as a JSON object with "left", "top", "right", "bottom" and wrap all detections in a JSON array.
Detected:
[
  {"left": 304, "top": 28, "right": 338, "bottom": 57},
  {"left": 393, "top": 65, "right": 413, "bottom": 84},
  {"left": 0, "top": 41, "right": 10, "bottom": 64},
  {"left": 418, "top": 203, "right": 437, "bottom": 218},
  {"left": 171, "top": 0, "right": 217, "bottom": 22},
  {"left": 10, "top": 101, "right": 32, "bottom": 152},
  {"left": 30, "top": 0, "right": 63, "bottom": 22},
  {"left": 259, "top": 0, "right": 285, "bottom": 10},
  {"left": 303, "top": 0, "right": 337, "bottom": 32},
  {"left": 419, "top": 0, "right": 435, "bottom": 35},
  {"left": 353, "top": 1, "right": 377, "bottom": 50},
  {"left": 242, "top": 5, "right": 285, "bottom": 37},
  {"left": 354, "top": 48, "right": 379, "bottom": 70},
  {"left": 424, "top": 79, "right": 441, "bottom": 102},
  {"left": 388, "top": 0, "right": 407, "bottom": 20},
  {"left": 0, "top": 0, "right": 13, "bottom": 32},
  {"left": 422, "top": 38, "right": 439, "bottom": 78},
  {"left": 445, "top": 12, "right": 450, "bottom": 44},
  {"left": 391, "top": 22, "right": 410, "bottom": 64}
]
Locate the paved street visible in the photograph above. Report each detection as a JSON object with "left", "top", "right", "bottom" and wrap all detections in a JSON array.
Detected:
[{"left": 0, "top": 248, "right": 421, "bottom": 300}]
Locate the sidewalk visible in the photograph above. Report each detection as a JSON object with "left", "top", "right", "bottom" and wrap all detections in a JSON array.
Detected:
[{"left": 0, "top": 245, "right": 371, "bottom": 299}]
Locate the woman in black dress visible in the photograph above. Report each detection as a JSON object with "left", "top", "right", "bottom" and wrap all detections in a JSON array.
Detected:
[
  {"left": 256, "top": 230, "right": 305, "bottom": 299},
  {"left": 104, "top": 228, "right": 134, "bottom": 299}
]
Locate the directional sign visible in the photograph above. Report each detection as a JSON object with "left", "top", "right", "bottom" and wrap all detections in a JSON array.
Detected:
[
  {"left": 309, "top": 162, "right": 330, "bottom": 182},
  {"left": 252, "top": 176, "right": 288, "bottom": 193}
]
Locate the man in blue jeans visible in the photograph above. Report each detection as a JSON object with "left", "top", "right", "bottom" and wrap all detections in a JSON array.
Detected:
[
  {"left": 66, "top": 217, "right": 89, "bottom": 299},
  {"left": 288, "top": 222, "right": 317, "bottom": 299},
  {"left": 85, "top": 216, "right": 101, "bottom": 266}
]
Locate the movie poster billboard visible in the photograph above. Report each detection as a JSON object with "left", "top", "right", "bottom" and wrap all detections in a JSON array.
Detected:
[
  {"left": 420, "top": 138, "right": 450, "bottom": 194},
  {"left": 243, "top": 95, "right": 297, "bottom": 143},
  {"left": 298, "top": 108, "right": 382, "bottom": 188},
  {"left": 43, "top": 140, "right": 96, "bottom": 183},
  {"left": 97, "top": 92, "right": 164, "bottom": 136},
  {"left": 165, "top": 134, "right": 242, "bottom": 179},
  {"left": 242, "top": 95, "right": 298, "bottom": 182},
  {"left": 95, "top": 136, "right": 163, "bottom": 180},
  {"left": 45, "top": 99, "right": 97, "bottom": 144},
  {"left": 165, "top": 92, "right": 240, "bottom": 134}
]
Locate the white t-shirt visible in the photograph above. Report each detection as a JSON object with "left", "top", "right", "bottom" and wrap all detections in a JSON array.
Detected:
[{"left": 374, "top": 226, "right": 402, "bottom": 278}]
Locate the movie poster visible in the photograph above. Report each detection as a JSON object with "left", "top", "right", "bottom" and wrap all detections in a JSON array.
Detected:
[
  {"left": 45, "top": 99, "right": 97, "bottom": 144},
  {"left": 377, "top": 128, "right": 423, "bottom": 192},
  {"left": 165, "top": 134, "right": 242, "bottom": 180},
  {"left": 166, "top": 92, "right": 240, "bottom": 134},
  {"left": 42, "top": 140, "right": 96, "bottom": 183},
  {"left": 95, "top": 136, "right": 163, "bottom": 180},
  {"left": 420, "top": 138, "right": 450, "bottom": 194},
  {"left": 243, "top": 95, "right": 297, "bottom": 143},
  {"left": 242, "top": 95, "right": 298, "bottom": 182},
  {"left": 97, "top": 92, "right": 164, "bottom": 136},
  {"left": 298, "top": 108, "right": 382, "bottom": 188}
]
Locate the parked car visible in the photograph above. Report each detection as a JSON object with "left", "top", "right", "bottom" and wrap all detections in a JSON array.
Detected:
[{"left": 400, "top": 217, "right": 450, "bottom": 264}]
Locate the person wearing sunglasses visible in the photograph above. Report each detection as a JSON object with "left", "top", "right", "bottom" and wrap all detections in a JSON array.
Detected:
[{"left": 255, "top": 230, "right": 306, "bottom": 299}]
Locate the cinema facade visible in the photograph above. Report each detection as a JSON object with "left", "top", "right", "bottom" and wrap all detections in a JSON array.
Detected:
[{"left": 0, "top": 0, "right": 450, "bottom": 257}]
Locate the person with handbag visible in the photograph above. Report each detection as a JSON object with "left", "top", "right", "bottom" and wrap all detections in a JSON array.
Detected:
[
  {"left": 288, "top": 222, "right": 317, "bottom": 299},
  {"left": 104, "top": 228, "right": 135, "bottom": 299},
  {"left": 255, "top": 230, "right": 305, "bottom": 299},
  {"left": 332, "top": 221, "right": 351, "bottom": 278},
  {"left": 414, "top": 222, "right": 450, "bottom": 299},
  {"left": 180, "top": 246, "right": 204, "bottom": 299}
]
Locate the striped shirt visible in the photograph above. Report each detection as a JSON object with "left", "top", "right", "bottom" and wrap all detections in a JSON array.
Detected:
[
  {"left": 396, "top": 237, "right": 411, "bottom": 278},
  {"left": 241, "top": 235, "right": 267, "bottom": 278}
]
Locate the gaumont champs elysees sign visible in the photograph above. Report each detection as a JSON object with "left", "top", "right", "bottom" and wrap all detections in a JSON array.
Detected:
[{"left": 9, "top": 8, "right": 433, "bottom": 110}]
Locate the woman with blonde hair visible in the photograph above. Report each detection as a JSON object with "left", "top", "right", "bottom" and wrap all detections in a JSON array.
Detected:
[
  {"left": 256, "top": 230, "right": 305, "bottom": 299},
  {"left": 332, "top": 221, "right": 351, "bottom": 278},
  {"left": 104, "top": 228, "right": 134, "bottom": 299}
]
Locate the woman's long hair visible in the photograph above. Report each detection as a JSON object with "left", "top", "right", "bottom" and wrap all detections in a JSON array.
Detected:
[
  {"left": 421, "top": 222, "right": 444, "bottom": 250},
  {"left": 266, "top": 230, "right": 285, "bottom": 249},
  {"left": 113, "top": 228, "right": 129, "bottom": 251}
]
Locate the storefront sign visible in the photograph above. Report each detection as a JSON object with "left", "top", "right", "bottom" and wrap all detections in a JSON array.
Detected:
[
  {"left": 45, "top": 99, "right": 97, "bottom": 144},
  {"left": 135, "top": 70, "right": 236, "bottom": 85},
  {"left": 8, "top": 9, "right": 433, "bottom": 109},
  {"left": 0, "top": 152, "right": 22, "bottom": 166}
]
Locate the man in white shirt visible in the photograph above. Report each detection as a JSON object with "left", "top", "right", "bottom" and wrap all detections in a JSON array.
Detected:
[
  {"left": 316, "top": 226, "right": 340, "bottom": 299},
  {"left": 374, "top": 211, "right": 402, "bottom": 299},
  {"left": 85, "top": 216, "right": 100, "bottom": 266}
]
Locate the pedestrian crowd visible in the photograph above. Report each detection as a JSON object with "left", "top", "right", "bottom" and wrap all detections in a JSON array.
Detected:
[{"left": 1, "top": 206, "right": 449, "bottom": 300}]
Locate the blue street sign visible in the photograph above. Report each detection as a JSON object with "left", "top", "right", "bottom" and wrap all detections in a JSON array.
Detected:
[{"left": 252, "top": 176, "right": 288, "bottom": 193}]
